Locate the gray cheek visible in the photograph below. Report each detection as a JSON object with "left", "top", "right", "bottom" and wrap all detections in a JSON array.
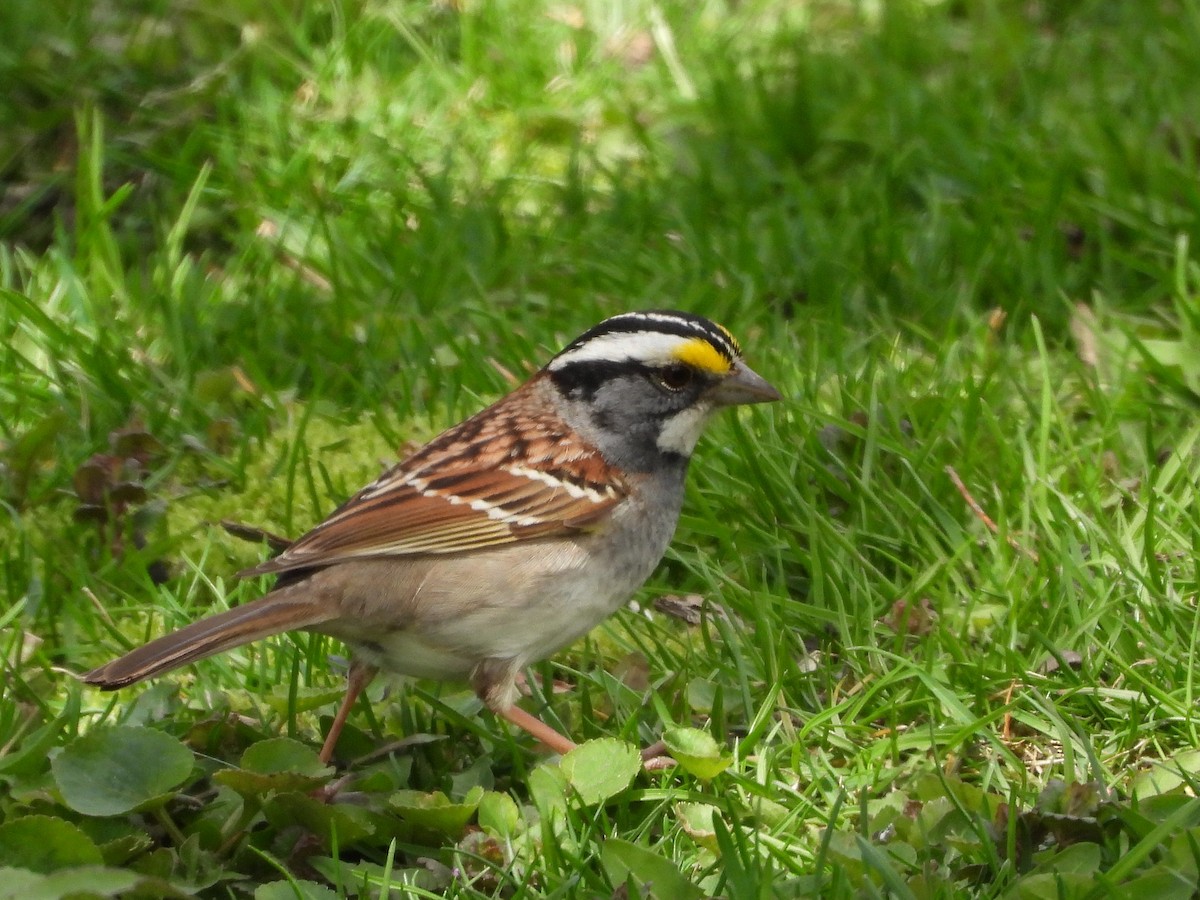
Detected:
[{"left": 583, "top": 382, "right": 678, "bottom": 469}]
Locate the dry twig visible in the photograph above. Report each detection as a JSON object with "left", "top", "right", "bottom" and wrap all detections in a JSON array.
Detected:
[{"left": 945, "top": 465, "right": 1039, "bottom": 563}]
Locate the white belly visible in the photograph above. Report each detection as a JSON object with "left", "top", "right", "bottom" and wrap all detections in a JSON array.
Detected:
[{"left": 315, "top": 497, "right": 677, "bottom": 682}]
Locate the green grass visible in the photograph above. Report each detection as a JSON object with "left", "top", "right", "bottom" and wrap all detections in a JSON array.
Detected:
[{"left": 3, "top": 0, "right": 1200, "bottom": 896}]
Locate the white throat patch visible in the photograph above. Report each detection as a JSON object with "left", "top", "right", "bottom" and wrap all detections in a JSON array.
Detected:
[{"left": 656, "top": 403, "right": 715, "bottom": 456}]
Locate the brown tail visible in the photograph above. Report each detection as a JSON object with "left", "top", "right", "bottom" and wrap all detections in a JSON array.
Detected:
[{"left": 83, "top": 585, "right": 336, "bottom": 689}]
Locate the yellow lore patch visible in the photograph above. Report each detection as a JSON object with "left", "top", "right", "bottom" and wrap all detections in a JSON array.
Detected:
[{"left": 672, "top": 337, "right": 732, "bottom": 374}]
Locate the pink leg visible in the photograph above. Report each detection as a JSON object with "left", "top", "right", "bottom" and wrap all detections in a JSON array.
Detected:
[
  {"left": 496, "top": 704, "right": 578, "bottom": 755},
  {"left": 476, "top": 662, "right": 675, "bottom": 769},
  {"left": 497, "top": 706, "right": 676, "bottom": 770},
  {"left": 319, "top": 662, "right": 378, "bottom": 765}
]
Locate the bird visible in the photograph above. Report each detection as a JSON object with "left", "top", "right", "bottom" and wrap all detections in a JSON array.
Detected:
[{"left": 84, "top": 310, "right": 780, "bottom": 766}]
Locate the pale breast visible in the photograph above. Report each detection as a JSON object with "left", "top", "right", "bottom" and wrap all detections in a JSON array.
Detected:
[{"left": 308, "top": 485, "right": 680, "bottom": 680}]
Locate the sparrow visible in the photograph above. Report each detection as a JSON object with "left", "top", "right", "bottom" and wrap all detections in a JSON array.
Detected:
[{"left": 84, "top": 310, "right": 781, "bottom": 765}]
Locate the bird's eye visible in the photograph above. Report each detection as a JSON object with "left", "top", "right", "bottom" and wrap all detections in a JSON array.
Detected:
[{"left": 657, "top": 363, "right": 694, "bottom": 391}]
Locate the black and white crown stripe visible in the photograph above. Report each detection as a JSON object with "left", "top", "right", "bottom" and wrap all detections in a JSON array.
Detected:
[{"left": 547, "top": 311, "right": 742, "bottom": 371}]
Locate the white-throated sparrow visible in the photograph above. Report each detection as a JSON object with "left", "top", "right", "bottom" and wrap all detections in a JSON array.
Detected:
[{"left": 84, "top": 310, "right": 780, "bottom": 764}]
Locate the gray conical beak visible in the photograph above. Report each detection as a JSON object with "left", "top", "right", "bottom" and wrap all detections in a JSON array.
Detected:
[{"left": 713, "top": 361, "right": 782, "bottom": 407}]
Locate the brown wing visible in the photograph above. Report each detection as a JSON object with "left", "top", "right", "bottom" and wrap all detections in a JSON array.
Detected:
[{"left": 242, "top": 378, "right": 627, "bottom": 577}]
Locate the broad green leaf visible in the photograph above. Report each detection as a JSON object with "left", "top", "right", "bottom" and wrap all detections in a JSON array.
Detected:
[
  {"left": 390, "top": 786, "right": 483, "bottom": 835},
  {"left": 1140, "top": 338, "right": 1200, "bottom": 392},
  {"left": 96, "top": 831, "right": 154, "bottom": 866},
  {"left": 824, "top": 830, "right": 865, "bottom": 870},
  {"left": 478, "top": 791, "right": 522, "bottom": 839},
  {"left": 601, "top": 838, "right": 704, "bottom": 900},
  {"left": 255, "top": 879, "right": 340, "bottom": 900},
  {"left": 742, "top": 794, "right": 790, "bottom": 828},
  {"left": 213, "top": 767, "right": 329, "bottom": 797},
  {"left": 685, "top": 678, "right": 717, "bottom": 713},
  {"left": 449, "top": 755, "right": 495, "bottom": 798},
  {"left": 915, "top": 797, "right": 968, "bottom": 846},
  {"left": 661, "top": 727, "right": 732, "bottom": 780},
  {"left": 1165, "top": 826, "right": 1200, "bottom": 881},
  {"left": 1132, "top": 750, "right": 1200, "bottom": 799},
  {"left": 675, "top": 802, "right": 721, "bottom": 852},
  {"left": 52, "top": 727, "right": 193, "bottom": 816},
  {"left": 0, "top": 817, "right": 103, "bottom": 872},
  {"left": 262, "top": 792, "right": 379, "bottom": 846},
  {"left": 213, "top": 739, "right": 332, "bottom": 797},
  {"left": 559, "top": 738, "right": 640, "bottom": 805},
  {"left": 1034, "top": 780, "right": 1104, "bottom": 818},
  {"left": 1006, "top": 872, "right": 1097, "bottom": 899},
  {"left": 308, "top": 857, "right": 450, "bottom": 894},
  {"left": 528, "top": 764, "right": 568, "bottom": 827},
  {"left": 241, "top": 737, "right": 332, "bottom": 777},
  {"left": 1123, "top": 863, "right": 1200, "bottom": 900},
  {"left": 914, "top": 773, "right": 991, "bottom": 812},
  {"left": 1029, "top": 842, "right": 1101, "bottom": 876},
  {"left": 129, "top": 848, "right": 176, "bottom": 882},
  {"left": 0, "top": 865, "right": 154, "bottom": 900}
]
